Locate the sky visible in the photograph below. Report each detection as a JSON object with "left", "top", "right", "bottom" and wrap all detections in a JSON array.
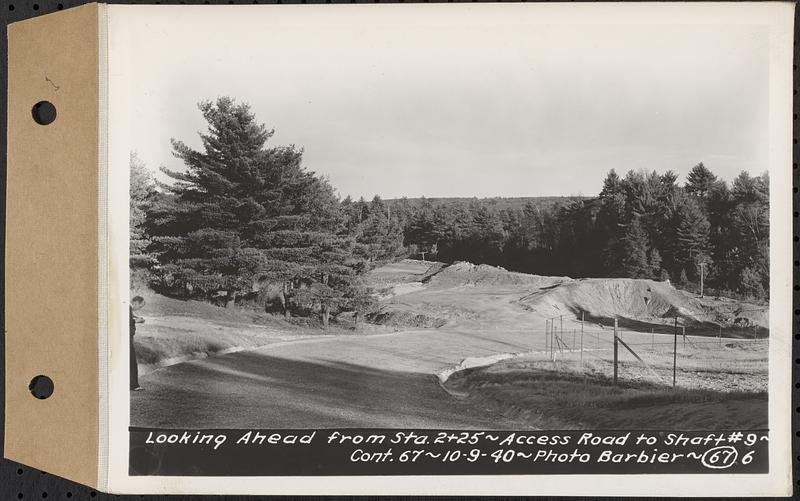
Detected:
[{"left": 115, "top": 4, "right": 770, "bottom": 200}]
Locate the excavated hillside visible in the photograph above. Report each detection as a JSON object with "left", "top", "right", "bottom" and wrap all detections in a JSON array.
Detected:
[
  {"left": 517, "top": 278, "right": 768, "bottom": 330},
  {"left": 517, "top": 278, "right": 699, "bottom": 320},
  {"left": 368, "top": 260, "right": 768, "bottom": 332},
  {"left": 423, "top": 261, "right": 567, "bottom": 289}
]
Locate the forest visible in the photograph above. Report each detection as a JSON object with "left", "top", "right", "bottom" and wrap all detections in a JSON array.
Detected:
[{"left": 131, "top": 97, "right": 769, "bottom": 326}]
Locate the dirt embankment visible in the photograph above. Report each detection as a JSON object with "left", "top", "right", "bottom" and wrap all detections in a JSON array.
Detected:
[
  {"left": 517, "top": 278, "right": 768, "bottom": 330},
  {"left": 368, "top": 260, "right": 768, "bottom": 333},
  {"left": 423, "top": 261, "right": 567, "bottom": 289}
]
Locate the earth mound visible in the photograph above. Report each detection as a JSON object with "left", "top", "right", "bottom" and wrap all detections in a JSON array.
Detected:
[
  {"left": 517, "top": 278, "right": 704, "bottom": 323},
  {"left": 424, "top": 261, "right": 567, "bottom": 289}
]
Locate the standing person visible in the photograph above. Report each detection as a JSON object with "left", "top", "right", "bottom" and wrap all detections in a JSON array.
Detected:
[{"left": 130, "top": 296, "right": 146, "bottom": 391}]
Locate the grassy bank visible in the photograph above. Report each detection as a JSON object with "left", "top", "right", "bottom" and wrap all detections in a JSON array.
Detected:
[
  {"left": 132, "top": 292, "right": 322, "bottom": 373},
  {"left": 445, "top": 362, "right": 767, "bottom": 430}
]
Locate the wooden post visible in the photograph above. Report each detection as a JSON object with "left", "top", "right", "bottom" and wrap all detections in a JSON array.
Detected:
[
  {"left": 753, "top": 325, "right": 757, "bottom": 340},
  {"left": 613, "top": 318, "right": 618, "bottom": 385},
  {"left": 651, "top": 328, "right": 654, "bottom": 348},
  {"left": 544, "top": 320, "right": 550, "bottom": 353},
  {"left": 719, "top": 324, "right": 722, "bottom": 346},
  {"left": 673, "top": 316, "right": 678, "bottom": 388},
  {"left": 682, "top": 325, "right": 686, "bottom": 348}
]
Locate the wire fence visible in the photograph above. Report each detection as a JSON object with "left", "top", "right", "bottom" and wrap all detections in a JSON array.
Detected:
[{"left": 538, "top": 310, "right": 768, "bottom": 391}]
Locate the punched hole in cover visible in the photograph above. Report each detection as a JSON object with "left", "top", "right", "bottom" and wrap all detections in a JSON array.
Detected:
[
  {"left": 31, "top": 101, "right": 56, "bottom": 125},
  {"left": 29, "top": 375, "right": 54, "bottom": 399}
]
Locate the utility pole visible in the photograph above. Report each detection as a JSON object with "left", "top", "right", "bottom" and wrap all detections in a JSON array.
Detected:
[
  {"left": 613, "top": 318, "right": 618, "bottom": 385},
  {"left": 672, "top": 316, "right": 678, "bottom": 388}
]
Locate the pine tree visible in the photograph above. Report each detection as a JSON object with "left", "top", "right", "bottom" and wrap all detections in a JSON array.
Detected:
[
  {"left": 619, "top": 217, "right": 651, "bottom": 278},
  {"left": 353, "top": 196, "right": 404, "bottom": 264},
  {"left": 686, "top": 163, "right": 718, "bottom": 199},
  {"left": 674, "top": 198, "right": 711, "bottom": 280},
  {"left": 648, "top": 248, "right": 662, "bottom": 279},
  {"left": 147, "top": 97, "right": 368, "bottom": 322},
  {"left": 597, "top": 169, "right": 628, "bottom": 276}
]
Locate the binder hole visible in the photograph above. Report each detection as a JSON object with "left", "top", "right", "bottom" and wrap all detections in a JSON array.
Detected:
[
  {"left": 57, "top": 3, "right": 63, "bottom": 9},
  {"left": 29, "top": 375, "right": 54, "bottom": 399},
  {"left": 8, "top": 4, "right": 14, "bottom": 10},
  {"left": 32, "top": 3, "right": 38, "bottom": 9},
  {"left": 31, "top": 101, "right": 56, "bottom": 125}
]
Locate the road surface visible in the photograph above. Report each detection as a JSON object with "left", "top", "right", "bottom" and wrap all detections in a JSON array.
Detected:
[{"left": 131, "top": 327, "right": 539, "bottom": 429}]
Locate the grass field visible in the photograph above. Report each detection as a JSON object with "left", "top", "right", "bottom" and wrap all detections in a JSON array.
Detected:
[{"left": 444, "top": 336, "right": 768, "bottom": 430}]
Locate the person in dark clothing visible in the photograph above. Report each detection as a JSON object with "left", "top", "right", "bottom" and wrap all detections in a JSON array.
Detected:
[{"left": 130, "top": 296, "right": 146, "bottom": 391}]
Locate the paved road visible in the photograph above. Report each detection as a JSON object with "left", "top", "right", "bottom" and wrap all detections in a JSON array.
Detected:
[{"left": 131, "top": 327, "right": 539, "bottom": 429}]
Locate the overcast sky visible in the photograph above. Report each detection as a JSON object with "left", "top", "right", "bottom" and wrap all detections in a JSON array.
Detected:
[{"left": 116, "top": 5, "right": 770, "bottom": 199}]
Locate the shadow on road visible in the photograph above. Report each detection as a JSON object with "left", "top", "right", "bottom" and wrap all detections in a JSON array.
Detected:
[{"left": 131, "top": 349, "right": 526, "bottom": 430}]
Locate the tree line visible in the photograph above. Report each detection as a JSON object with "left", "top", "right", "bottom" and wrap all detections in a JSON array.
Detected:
[
  {"left": 132, "top": 97, "right": 769, "bottom": 328},
  {"left": 385, "top": 166, "right": 768, "bottom": 300}
]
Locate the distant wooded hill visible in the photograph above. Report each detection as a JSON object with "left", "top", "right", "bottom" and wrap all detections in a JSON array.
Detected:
[{"left": 384, "top": 196, "right": 590, "bottom": 213}]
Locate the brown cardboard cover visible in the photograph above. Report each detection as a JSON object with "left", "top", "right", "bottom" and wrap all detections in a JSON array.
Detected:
[{"left": 5, "top": 3, "right": 100, "bottom": 488}]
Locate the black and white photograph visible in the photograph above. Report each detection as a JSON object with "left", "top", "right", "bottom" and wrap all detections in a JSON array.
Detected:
[{"left": 101, "top": 2, "right": 793, "bottom": 494}]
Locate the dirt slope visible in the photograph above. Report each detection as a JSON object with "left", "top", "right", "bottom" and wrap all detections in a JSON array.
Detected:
[
  {"left": 370, "top": 260, "right": 768, "bottom": 332},
  {"left": 424, "top": 261, "right": 566, "bottom": 289},
  {"left": 518, "top": 278, "right": 701, "bottom": 321}
]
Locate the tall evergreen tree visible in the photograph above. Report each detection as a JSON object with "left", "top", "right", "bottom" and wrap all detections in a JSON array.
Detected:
[
  {"left": 147, "top": 97, "right": 367, "bottom": 322},
  {"left": 674, "top": 198, "right": 711, "bottom": 280},
  {"left": 353, "top": 195, "right": 405, "bottom": 263},
  {"left": 619, "top": 217, "right": 652, "bottom": 278},
  {"left": 686, "top": 162, "right": 718, "bottom": 199}
]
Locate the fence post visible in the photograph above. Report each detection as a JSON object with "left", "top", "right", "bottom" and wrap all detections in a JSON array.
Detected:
[
  {"left": 719, "top": 324, "right": 722, "bottom": 346},
  {"left": 613, "top": 318, "right": 618, "bottom": 385},
  {"left": 545, "top": 319, "right": 549, "bottom": 353},
  {"left": 753, "top": 325, "right": 757, "bottom": 340},
  {"left": 651, "top": 328, "right": 654, "bottom": 349},
  {"left": 672, "top": 316, "right": 678, "bottom": 388},
  {"left": 682, "top": 325, "right": 686, "bottom": 348}
]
